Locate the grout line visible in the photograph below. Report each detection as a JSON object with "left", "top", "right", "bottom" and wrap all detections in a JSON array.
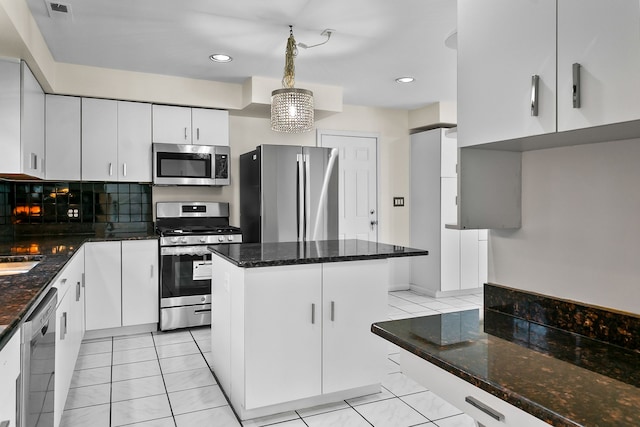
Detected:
[{"left": 150, "top": 332, "right": 178, "bottom": 426}]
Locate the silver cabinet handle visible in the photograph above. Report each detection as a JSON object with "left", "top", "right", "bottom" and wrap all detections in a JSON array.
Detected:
[
  {"left": 184, "top": 127, "right": 188, "bottom": 140},
  {"left": 311, "top": 303, "right": 316, "bottom": 324},
  {"left": 330, "top": 301, "right": 335, "bottom": 322},
  {"left": 31, "top": 153, "right": 38, "bottom": 170},
  {"left": 150, "top": 265, "right": 154, "bottom": 278},
  {"left": 61, "top": 278, "right": 67, "bottom": 284},
  {"left": 109, "top": 162, "right": 113, "bottom": 176},
  {"left": 123, "top": 162, "right": 127, "bottom": 177},
  {"left": 61, "top": 312, "right": 68, "bottom": 340},
  {"left": 530, "top": 75, "right": 539, "bottom": 116},
  {"left": 76, "top": 282, "right": 81, "bottom": 301},
  {"left": 465, "top": 396, "right": 505, "bottom": 421},
  {"left": 572, "top": 63, "right": 581, "bottom": 108},
  {"left": 81, "top": 272, "right": 85, "bottom": 288},
  {"left": 197, "top": 127, "right": 200, "bottom": 140}
]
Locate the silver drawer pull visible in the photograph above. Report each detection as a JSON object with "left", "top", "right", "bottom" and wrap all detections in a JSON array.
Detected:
[
  {"left": 330, "top": 301, "right": 335, "bottom": 322},
  {"left": 465, "top": 396, "right": 505, "bottom": 421},
  {"left": 311, "top": 303, "right": 316, "bottom": 324}
]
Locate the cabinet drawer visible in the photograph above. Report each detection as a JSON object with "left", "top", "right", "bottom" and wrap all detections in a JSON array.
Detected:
[{"left": 400, "top": 350, "right": 548, "bottom": 427}]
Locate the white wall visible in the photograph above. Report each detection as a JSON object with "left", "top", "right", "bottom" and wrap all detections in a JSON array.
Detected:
[
  {"left": 489, "top": 138, "right": 640, "bottom": 314},
  {"left": 154, "top": 104, "right": 411, "bottom": 247}
]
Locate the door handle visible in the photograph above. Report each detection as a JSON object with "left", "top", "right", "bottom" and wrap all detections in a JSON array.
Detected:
[
  {"left": 530, "top": 74, "right": 539, "bottom": 116},
  {"left": 572, "top": 63, "right": 581, "bottom": 108},
  {"left": 370, "top": 220, "right": 378, "bottom": 230},
  {"left": 465, "top": 396, "right": 505, "bottom": 421}
]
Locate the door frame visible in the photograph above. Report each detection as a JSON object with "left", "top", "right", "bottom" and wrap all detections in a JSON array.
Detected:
[{"left": 316, "top": 129, "right": 380, "bottom": 242}]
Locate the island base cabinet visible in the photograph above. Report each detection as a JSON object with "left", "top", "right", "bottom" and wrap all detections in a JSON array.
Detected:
[
  {"left": 212, "top": 257, "right": 389, "bottom": 420},
  {"left": 0, "top": 331, "right": 20, "bottom": 427},
  {"left": 400, "top": 350, "right": 549, "bottom": 427},
  {"left": 322, "top": 260, "right": 387, "bottom": 394},
  {"left": 244, "top": 265, "right": 322, "bottom": 409}
]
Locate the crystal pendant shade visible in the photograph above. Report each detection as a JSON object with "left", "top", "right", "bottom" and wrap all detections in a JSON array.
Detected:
[{"left": 270, "top": 88, "right": 314, "bottom": 133}]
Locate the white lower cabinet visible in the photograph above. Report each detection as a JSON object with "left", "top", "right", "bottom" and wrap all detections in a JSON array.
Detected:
[
  {"left": 400, "top": 350, "right": 549, "bottom": 427},
  {"left": 212, "top": 257, "right": 388, "bottom": 420},
  {"left": 53, "top": 246, "right": 85, "bottom": 427},
  {"left": 0, "top": 331, "right": 20, "bottom": 427},
  {"left": 84, "top": 241, "right": 122, "bottom": 330},
  {"left": 121, "top": 240, "right": 159, "bottom": 326},
  {"left": 244, "top": 265, "right": 322, "bottom": 409},
  {"left": 85, "top": 240, "right": 158, "bottom": 331}
]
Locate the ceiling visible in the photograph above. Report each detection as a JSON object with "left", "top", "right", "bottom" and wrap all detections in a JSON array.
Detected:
[{"left": 25, "top": 0, "right": 457, "bottom": 111}]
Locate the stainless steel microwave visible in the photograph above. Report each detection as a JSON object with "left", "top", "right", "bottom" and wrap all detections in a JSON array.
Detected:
[{"left": 153, "top": 143, "right": 230, "bottom": 186}]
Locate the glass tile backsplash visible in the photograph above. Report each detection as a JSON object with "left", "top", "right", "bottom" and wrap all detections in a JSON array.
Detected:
[{"left": 1, "top": 181, "right": 152, "bottom": 236}]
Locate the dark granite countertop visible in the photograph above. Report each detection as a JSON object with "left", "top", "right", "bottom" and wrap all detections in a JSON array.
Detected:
[
  {"left": 208, "top": 239, "right": 429, "bottom": 268},
  {"left": 372, "top": 310, "right": 640, "bottom": 427},
  {"left": 0, "top": 233, "right": 158, "bottom": 350}
]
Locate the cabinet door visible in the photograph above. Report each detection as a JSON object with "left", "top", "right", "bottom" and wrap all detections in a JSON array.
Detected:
[
  {"left": 557, "top": 0, "right": 640, "bottom": 131},
  {"left": 55, "top": 289, "right": 75, "bottom": 426},
  {"left": 0, "top": 59, "right": 21, "bottom": 175},
  {"left": 441, "top": 178, "right": 461, "bottom": 292},
  {"left": 82, "top": 98, "right": 118, "bottom": 181},
  {"left": 244, "top": 265, "right": 322, "bottom": 409},
  {"left": 45, "top": 95, "right": 81, "bottom": 181},
  {"left": 152, "top": 104, "right": 192, "bottom": 143},
  {"left": 440, "top": 129, "right": 457, "bottom": 178},
  {"left": 322, "top": 260, "right": 387, "bottom": 394},
  {"left": 84, "top": 241, "right": 122, "bottom": 330},
  {"left": 0, "top": 331, "right": 20, "bottom": 427},
  {"left": 191, "top": 108, "right": 229, "bottom": 146},
  {"left": 21, "top": 61, "right": 46, "bottom": 178},
  {"left": 118, "top": 101, "right": 152, "bottom": 182},
  {"left": 121, "top": 240, "right": 158, "bottom": 326},
  {"left": 458, "top": 0, "right": 556, "bottom": 147},
  {"left": 460, "top": 230, "right": 480, "bottom": 290}
]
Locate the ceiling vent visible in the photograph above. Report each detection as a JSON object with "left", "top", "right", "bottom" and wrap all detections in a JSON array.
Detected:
[{"left": 45, "top": 1, "right": 74, "bottom": 21}]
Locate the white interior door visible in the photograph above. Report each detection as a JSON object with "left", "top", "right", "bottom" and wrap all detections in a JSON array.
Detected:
[{"left": 318, "top": 131, "right": 378, "bottom": 242}]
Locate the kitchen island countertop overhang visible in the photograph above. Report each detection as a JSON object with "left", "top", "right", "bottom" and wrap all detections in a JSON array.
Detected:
[{"left": 207, "top": 238, "right": 428, "bottom": 268}]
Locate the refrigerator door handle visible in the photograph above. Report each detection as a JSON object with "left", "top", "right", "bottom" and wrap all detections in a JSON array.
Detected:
[
  {"left": 297, "top": 154, "right": 305, "bottom": 241},
  {"left": 304, "top": 154, "right": 311, "bottom": 241}
]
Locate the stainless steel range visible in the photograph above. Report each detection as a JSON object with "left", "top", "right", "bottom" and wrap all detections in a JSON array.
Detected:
[{"left": 156, "top": 201, "right": 241, "bottom": 331}]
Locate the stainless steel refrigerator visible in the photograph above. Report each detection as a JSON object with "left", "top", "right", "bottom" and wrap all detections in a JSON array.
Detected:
[{"left": 240, "top": 144, "right": 339, "bottom": 243}]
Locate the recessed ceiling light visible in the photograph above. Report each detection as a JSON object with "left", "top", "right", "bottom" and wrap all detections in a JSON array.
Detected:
[
  {"left": 395, "top": 77, "right": 415, "bottom": 83},
  {"left": 209, "top": 54, "right": 232, "bottom": 63}
]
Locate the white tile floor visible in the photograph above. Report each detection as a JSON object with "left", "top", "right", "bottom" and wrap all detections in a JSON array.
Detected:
[{"left": 61, "top": 290, "right": 482, "bottom": 427}]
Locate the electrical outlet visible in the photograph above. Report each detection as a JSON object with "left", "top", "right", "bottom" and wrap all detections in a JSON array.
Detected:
[{"left": 393, "top": 197, "right": 405, "bottom": 207}]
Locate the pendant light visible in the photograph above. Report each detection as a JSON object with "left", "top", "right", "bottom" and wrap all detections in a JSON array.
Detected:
[{"left": 271, "top": 26, "right": 314, "bottom": 133}]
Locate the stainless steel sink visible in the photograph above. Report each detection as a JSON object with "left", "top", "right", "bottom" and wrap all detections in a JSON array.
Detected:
[{"left": 0, "top": 256, "right": 43, "bottom": 276}]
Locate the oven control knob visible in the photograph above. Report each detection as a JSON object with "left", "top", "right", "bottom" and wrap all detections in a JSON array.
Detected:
[
  {"left": 170, "top": 237, "right": 179, "bottom": 244},
  {"left": 180, "top": 237, "right": 188, "bottom": 244},
  {"left": 218, "top": 236, "right": 224, "bottom": 242},
  {"left": 227, "top": 235, "right": 234, "bottom": 241},
  {"left": 199, "top": 237, "right": 206, "bottom": 243}
]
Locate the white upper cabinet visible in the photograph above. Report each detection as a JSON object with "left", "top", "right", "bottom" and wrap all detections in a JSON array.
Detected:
[
  {"left": 46, "top": 95, "right": 81, "bottom": 181},
  {"left": 82, "top": 98, "right": 118, "bottom": 181},
  {"left": 458, "top": 0, "right": 556, "bottom": 148},
  {"left": 21, "top": 61, "right": 46, "bottom": 178},
  {"left": 152, "top": 105, "right": 192, "bottom": 143},
  {"left": 0, "top": 59, "right": 21, "bottom": 176},
  {"left": 458, "top": 0, "right": 640, "bottom": 148},
  {"left": 191, "top": 108, "right": 229, "bottom": 146},
  {"left": 152, "top": 104, "right": 229, "bottom": 146},
  {"left": 82, "top": 98, "right": 152, "bottom": 182},
  {"left": 557, "top": 0, "right": 640, "bottom": 131},
  {"left": 0, "top": 59, "right": 45, "bottom": 178},
  {"left": 117, "top": 101, "right": 152, "bottom": 182}
]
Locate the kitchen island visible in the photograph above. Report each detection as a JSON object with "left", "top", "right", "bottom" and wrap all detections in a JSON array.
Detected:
[{"left": 208, "top": 239, "right": 428, "bottom": 420}]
